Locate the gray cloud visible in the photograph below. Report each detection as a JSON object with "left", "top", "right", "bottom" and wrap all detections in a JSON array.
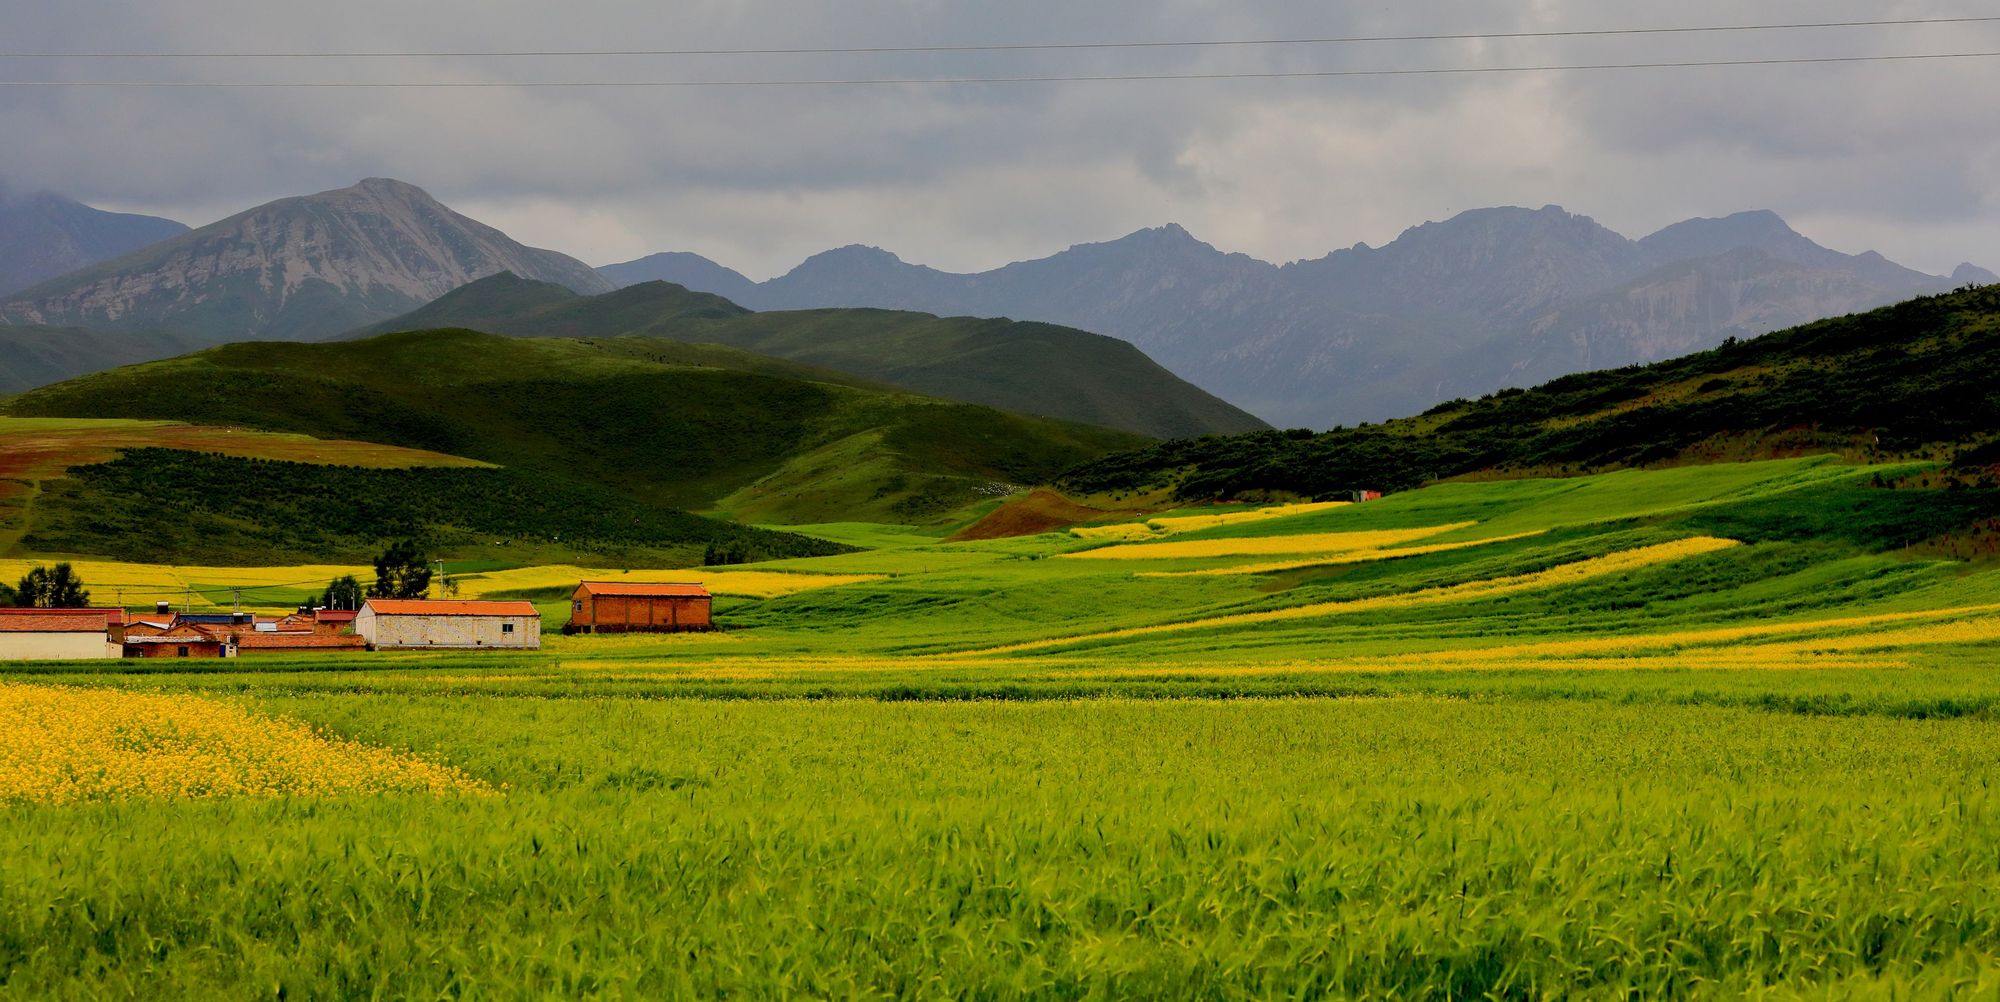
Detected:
[{"left": 3, "top": 0, "right": 1997, "bottom": 277}]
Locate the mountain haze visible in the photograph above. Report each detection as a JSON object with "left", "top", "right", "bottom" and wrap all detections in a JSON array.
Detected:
[
  {"left": 357, "top": 273, "right": 1269, "bottom": 438},
  {"left": 0, "top": 186, "right": 187, "bottom": 297},
  {"left": 1061, "top": 284, "right": 2000, "bottom": 502},
  {"left": 0, "top": 178, "right": 613, "bottom": 343},
  {"left": 607, "top": 207, "right": 1989, "bottom": 427}
]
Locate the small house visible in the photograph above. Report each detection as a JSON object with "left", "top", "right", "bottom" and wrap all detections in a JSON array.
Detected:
[
  {"left": 567, "top": 582, "right": 713, "bottom": 634},
  {"left": 122, "top": 622, "right": 232, "bottom": 658},
  {"left": 0, "top": 608, "right": 122, "bottom": 660},
  {"left": 356, "top": 599, "right": 541, "bottom": 650}
]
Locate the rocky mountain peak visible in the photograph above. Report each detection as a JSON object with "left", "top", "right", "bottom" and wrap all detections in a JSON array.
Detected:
[{"left": 0, "top": 177, "right": 611, "bottom": 341}]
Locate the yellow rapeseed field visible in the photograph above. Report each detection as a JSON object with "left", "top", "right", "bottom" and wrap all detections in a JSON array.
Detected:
[
  {"left": 1137, "top": 530, "right": 1545, "bottom": 575},
  {"left": 967, "top": 536, "right": 1743, "bottom": 655},
  {"left": 0, "top": 559, "right": 369, "bottom": 611},
  {"left": 0, "top": 559, "right": 880, "bottom": 609},
  {"left": 1062, "top": 523, "right": 1476, "bottom": 560},
  {"left": 1069, "top": 501, "right": 1350, "bottom": 541},
  {"left": 1068, "top": 523, "right": 1161, "bottom": 542},
  {"left": 0, "top": 684, "right": 492, "bottom": 804}
]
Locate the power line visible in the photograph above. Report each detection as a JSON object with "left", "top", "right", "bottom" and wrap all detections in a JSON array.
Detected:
[
  {"left": 3, "top": 16, "right": 1997, "bottom": 59},
  {"left": 2, "top": 50, "right": 1997, "bottom": 88}
]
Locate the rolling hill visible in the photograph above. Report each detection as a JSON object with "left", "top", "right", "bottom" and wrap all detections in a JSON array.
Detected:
[
  {"left": 0, "top": 415, "right": 842, "bottom": 567},
  {"left": 0, "top": 185, "right": 188, "bottom": 297},
  {"left": 1058, "top": 283, "right": 2000, "bottom": 502},
  {"left": 0, "top": 324, "right": 210, "bottom": 395},
  {"left": 0, "top": 178, "right": 612, "bottom": 343},
  {"left": 609, "top": 208, "right": 1994, "bottom": 428},
  {"left": 4, "top": 329, "right": 1146, "bottom": 535},
  {"left": 354, "top": 272, "right": 1268, "bottom": 439}
]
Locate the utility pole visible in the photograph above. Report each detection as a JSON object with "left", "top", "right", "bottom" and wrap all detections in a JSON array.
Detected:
[{"left": 233, "top": 588, "right": 242, "bottom": 616}]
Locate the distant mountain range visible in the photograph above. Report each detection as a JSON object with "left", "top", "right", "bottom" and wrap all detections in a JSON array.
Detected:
[
  {"left": 604, "top": 208, "right": 1998, "bottom": 428},
  {"left": 0, "top": 178, "right": 612, "bottom": 343},
  {"left": 0, "top": 186, "right": 188, "bottom": 298},
  {"left": 1060, "top": 282, "right": 2000, "bottom": 504},
  {"left": 354, "top": 272, "right": 1267, "bottom": 438}
]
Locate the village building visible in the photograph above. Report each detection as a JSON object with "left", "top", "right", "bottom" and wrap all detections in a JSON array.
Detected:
[
  {"left": 356, "top": 599, "right": 542, "bottom": 650},
  {"left": 122, "top": 621, "right": 232, "bottom": 658},
  {"left": 567, "top": 582, "right": 713, "bottom": 634},
  {"left": 235, "top": 632, "right": 368, "bottom": 655},
  {"left": 0, "top": 608, "right": 123, "bottom": 660}
]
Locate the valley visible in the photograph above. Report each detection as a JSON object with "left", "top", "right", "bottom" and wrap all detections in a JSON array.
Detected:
[{"left": 11, "top": 455, "right": 2000, "bottom": 995}]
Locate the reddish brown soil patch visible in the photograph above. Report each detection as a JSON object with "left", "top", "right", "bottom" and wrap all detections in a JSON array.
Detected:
[{"left": 949, "top": 489, "right": 1145, "bottom": 541}]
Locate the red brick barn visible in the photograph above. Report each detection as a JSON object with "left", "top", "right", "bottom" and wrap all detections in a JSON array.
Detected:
[{"left": 568, "top": 582, "right": 713, "bottom": 634}]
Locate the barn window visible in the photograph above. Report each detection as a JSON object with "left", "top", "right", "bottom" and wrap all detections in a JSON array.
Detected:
[
  {"left": 502, "top": 623, "right": 515, "bottom": 634},
  {"left": 573, "top": 601, "right": 583, "bottom": 612},
  {"left": 177, "top": 646, "right": 189, "bottom": 657}
]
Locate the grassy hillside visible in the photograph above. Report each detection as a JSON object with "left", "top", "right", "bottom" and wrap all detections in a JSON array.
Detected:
[
  {"left": 1061, "top": 283, "right": 2000, "bottom": 500},
  {"left": 0, "top": 417, "right": 844, "bottom": 566},
  {"left": 4, "top": 328, "right": 1144, "bottom": 529},
  {"left": 12, "top": 460, "right": 2000, "bottom": 995},
  {"left": 0, "top": 324, "right": 211, "bottom": 394},
  {"left": 354, "top": 273, "right": 1269, "bottom": 438}
]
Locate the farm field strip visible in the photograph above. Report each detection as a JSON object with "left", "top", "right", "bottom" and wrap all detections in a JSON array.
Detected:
[
  {"left": 0, "top": 558, "right": 372, "bottom": 610},
  {"left": 454, "top": 564, "right": 883, "bottom": 599},
  {"left": 1061, "top": 522, "right": 1474, "bottom": 560},
  {"left": 963, "top": 536, "right": 1744, "bottom": 655},
  {"left": 1068, "top": 500, "right": 1350, "bottom": 540},
  {"left": 1139, "top": 530, "right": 1548, "bottom": 576},
  {"left": 0, "top": 416, "right": 490, "bottom": 481},
  {"left": 0, "top": 682, "right": 491, "bottom": 803}
]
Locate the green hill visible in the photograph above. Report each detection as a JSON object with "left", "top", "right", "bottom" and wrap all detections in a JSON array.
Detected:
[
  {"left": 0, "top": 324, "right": 210, "bottom": 394},
  {"left": 352, "top": 273, "right": 1269, "bottom": 439},
  {"left": 1061, "top": 284, "right": 2000, "bottom": 501},
  {"left": 5, "top": 329, "right": 1145, "bottom": 536}
]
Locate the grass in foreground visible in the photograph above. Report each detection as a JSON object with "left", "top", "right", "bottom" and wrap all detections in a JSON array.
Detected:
[{"left": 6, "top": 696, "right": 2000, "bottom": 997}]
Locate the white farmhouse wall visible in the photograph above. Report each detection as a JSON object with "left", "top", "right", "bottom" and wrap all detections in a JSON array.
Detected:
[
  {"left": 356, "top": 612, "right": 540, "bottom": 649},
  {"left": 0, "top": 633, "right": 118, "bottom": 660}
]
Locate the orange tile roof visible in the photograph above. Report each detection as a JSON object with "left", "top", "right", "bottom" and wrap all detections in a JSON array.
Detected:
[
  {"left": 316, "top": 609, "right": 358, "bottom": 623},
  {"left": 0, "top": 610, "right": 113, "bottom": 633},
  {"left": 364, "top": 599, "right": 541, "bottom": 617},
  {"left": 576, "top": 582, "right": 713, "bottom": 598}
]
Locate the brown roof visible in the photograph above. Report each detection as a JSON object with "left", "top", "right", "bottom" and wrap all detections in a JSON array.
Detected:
[
  {"left": 576, "top": 582, "right": 712, "bottom": 598},
  {"left": 316, "top": 609, "right": 358, "bottom": 623},
  {"left": 0, "top": 610, "right": 114, "bottom": 633},
  {"left": 0, "top": 607, "right": 124, "bottom": 627},
  {"left": 364, "top": 599, "right": 540, "bottom": 617},
  {"left": 237, "top": 633, "right": 368, "bottom": 650},
  {"left": 124, "top": 626, "right": 226, "bottom": 644}
]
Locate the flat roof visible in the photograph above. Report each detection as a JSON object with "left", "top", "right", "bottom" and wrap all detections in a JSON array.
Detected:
[
  {"left": 576, "top": 582, "right": 712, "bottom": 598},
  {"left": 0, "top": 610, "right": 114, "bottom": 633},
  {"left": 363, "top": 599, "right": 541, "bottom": 617}
]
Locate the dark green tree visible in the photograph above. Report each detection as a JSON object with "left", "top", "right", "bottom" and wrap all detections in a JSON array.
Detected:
[
  {"left": 366, "top": 541, "right": 433, "bottom": 600},
  {"left": 15, "top": 563, "right": 91, "bottom": 608},
  {"left": 315, "top": 574, "right": 364, "bottom": 610},
  {"left": 0, "top": 582, "right": 14, "bottom": 606}
]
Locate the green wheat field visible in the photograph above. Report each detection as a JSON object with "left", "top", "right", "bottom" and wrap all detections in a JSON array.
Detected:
[{"left": 9, "top": 456, "right": 2000, "bottom": 998}]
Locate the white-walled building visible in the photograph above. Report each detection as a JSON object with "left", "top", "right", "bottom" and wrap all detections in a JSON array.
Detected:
[
  {"left": 0, "top": 609, "right": 122, "bottom": 660},
  {"left": 355, "top": 599, "right": 541, "bottom": 650}
]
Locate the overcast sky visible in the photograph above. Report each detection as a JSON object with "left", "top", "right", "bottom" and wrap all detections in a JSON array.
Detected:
[{"left": 5, "top": 1, "right": 1998, "bottom": 278}]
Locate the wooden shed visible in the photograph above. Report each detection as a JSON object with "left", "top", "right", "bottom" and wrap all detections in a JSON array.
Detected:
[
  {"left": 356, "top": 599, "right": 542, "bottom": 650},
  {"left": 568, "top": 582, "right": 713, "bottom": 634}
]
